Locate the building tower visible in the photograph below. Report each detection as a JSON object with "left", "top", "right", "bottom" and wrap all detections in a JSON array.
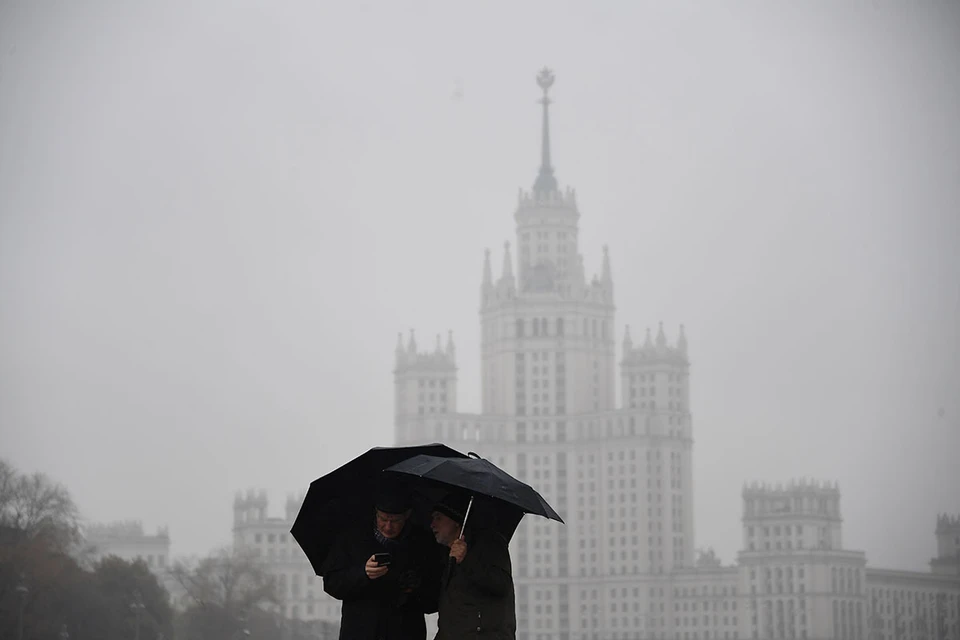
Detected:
[
  {"left": 620, "top": 322, "right": 694, "bottom": 572},
  {"left": 739, "top": 480, "right": 867, "bottom": 640},
  {"left": 234, "top": 489, "right": 267, "bottom": 523},
  {"left": 394, "top": 69, "right": 697, "bottom": 640},
  {"left": 480, "top": 67, "right": 616, "bottom": 422},
  {"left": 393, "top": 330, "right": 458, "bottom": 432},
  {"left": 931, "top": 513, "right": 960, "bottom": 576}
]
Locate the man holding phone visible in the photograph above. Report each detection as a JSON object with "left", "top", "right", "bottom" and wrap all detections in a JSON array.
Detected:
[{"left": 322, "top": 486, "right": 446, "bottom": 639}]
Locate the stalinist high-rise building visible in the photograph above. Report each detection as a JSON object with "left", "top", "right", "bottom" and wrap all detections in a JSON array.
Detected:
[
  {"left": 392, "top": 69, "right": 960, "bottom": 640},
  {"left": 395, "top": 68, "right": 696, "bottom": 639}
]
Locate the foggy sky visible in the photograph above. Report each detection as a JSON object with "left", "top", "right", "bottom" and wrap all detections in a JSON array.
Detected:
[{"left": 1, "top": 1, "right": 958, "bottom": 571}]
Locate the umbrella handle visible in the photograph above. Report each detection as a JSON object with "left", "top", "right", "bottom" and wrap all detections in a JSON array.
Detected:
[
  {"left": 458, "top": 495, "right": 474, "bottom": 540},
  {"left": 447, "top": 495, "right": 476, "bottom": 578}
]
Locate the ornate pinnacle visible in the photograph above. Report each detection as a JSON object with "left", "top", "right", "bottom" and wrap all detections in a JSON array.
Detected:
[
  {"left": 533, "top": 67, "right": 558, "bottom": 195},
  {"left": 537, "top": 67, "right": 555, "bottom": 95}
]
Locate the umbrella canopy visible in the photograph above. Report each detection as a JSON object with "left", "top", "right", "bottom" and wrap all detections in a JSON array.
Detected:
[
  {"left": 384, "top": 453, "right": 564, "bottom": 541},
  {"left": 290, "top": 443, "right": 467, "bottom": 575}
]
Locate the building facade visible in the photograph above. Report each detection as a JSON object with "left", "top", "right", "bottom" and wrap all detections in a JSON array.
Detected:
[
  {"left": 85, "top": 520, "right": 171, "bottom": 573},
  {"left": 931, "top": 516, "right": 960, "bottom": 577},
  {"left": 232, "top": 488, "right": 342, "bottom": 626},
  {"left": 390, "top": 69, "right": 960, "bottom": 640},
  {"left": 83, "top": 520, "right": 188, "bottom": 609}
]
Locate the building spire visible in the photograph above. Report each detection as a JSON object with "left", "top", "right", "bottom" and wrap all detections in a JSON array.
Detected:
[
  {"left": 395, "top": 332, "right": 405, "bottom": 366},
  {"left": 533, "top": 67, "right": 558, "bottom": 195},
  {"left": 407, "top": 329, "right": 417, "bottom": 354},
  {"left": 446, "top": 330, "right": 456, "bottom": 358},
  {"left": 502, "top": 241, "right": 514, "bottom": 282},
  {"left": 600, "top": 245, "right": 613, "bottom": 298},
  {"left": 481, "top": 249, "right": 493, "bottom": 307}
]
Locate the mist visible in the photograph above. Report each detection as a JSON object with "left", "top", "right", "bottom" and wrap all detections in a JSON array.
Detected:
[{"left": 1, "top": 0, "right": 958, "bottom": 576}]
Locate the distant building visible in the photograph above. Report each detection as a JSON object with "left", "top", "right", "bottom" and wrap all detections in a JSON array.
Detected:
[
  {"left": 932, "top": 515, "right": 960, "bottom": 577},
  {"left": 83, "top": 520, "right": 188, "bottom": 608},
  {"left": 85, "top": 520, "right": 171, "bottom": 573},
  {"left": 390, "top": 68, "right": 960, "bottom": 640},
  {"left": 232, "top": 489, "right": 341, "bottom": 626},
  {"left": 862, "top": 514, "right": 960, "bottom": 640},
  {"left": 737, "top": 480, "right": 868, "bottom": 640}
]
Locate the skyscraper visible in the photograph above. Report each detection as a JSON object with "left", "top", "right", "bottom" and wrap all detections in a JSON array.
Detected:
[{"left": 395, "top": 68, "right": 695, "bottom": 640}]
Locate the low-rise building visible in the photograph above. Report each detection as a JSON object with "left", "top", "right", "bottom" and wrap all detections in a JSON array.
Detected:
[
  {"left": 84, "top": 520, "right": 171, "bottom": 573},
  {"left": 232, "top": 489, "right": 341, "bottom": 625}
]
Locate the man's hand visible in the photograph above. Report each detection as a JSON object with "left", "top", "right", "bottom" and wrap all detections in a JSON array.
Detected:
[
  {"left": 365, "top": 555, "right": 389, "bottom": 580},
  {"left": 449, "top": 539, "right": 468, "bottom": 564}
]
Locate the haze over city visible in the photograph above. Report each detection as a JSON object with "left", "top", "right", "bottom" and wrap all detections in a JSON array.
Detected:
[{"left": 1, "top": 0, "right": 958, "bottom": 578}]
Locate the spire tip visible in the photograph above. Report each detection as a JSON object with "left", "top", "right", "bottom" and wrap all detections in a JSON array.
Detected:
[{"left": 533, "top": 68, "right": 558, "bottom": 195}]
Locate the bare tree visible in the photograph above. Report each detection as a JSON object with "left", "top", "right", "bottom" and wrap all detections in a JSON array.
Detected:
[
  {"left": 0, "top": 459, "right": 80, "bottom": 550},
  {"left": 170, "top": 547, "right": 279, "bottom": 640},
  {"left": 170, "top": 547, "right": 277, "bottom": 612}
]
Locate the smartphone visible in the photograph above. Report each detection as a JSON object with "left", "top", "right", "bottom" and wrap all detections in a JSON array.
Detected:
[{"left": 374, "top": 552, "right": 392, "bottom": 566}]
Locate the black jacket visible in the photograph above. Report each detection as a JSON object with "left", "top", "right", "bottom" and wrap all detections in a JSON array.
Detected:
[
  {"left": 435, "top": 530, "right": 516, "bottom": 640},
  {"left": 322, "top": 523, "right": 446, "bottom": 640}
]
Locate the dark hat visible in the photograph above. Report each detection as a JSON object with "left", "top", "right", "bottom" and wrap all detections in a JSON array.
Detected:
[
  {"left": 433, "top": 493, "right": 470, "bottom": 525},
  {"left": 375, "top": 486, "right": 411, "bottom": 515}
]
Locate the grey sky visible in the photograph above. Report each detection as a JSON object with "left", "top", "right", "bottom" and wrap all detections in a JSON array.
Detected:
[{"left": 1, "top": 1, "right": 958, "bottom": 570}]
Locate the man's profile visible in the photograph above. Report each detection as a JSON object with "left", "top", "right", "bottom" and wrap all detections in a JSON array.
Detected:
[{"left": 430, "top": 493, "right": 516, "bottom": 640}]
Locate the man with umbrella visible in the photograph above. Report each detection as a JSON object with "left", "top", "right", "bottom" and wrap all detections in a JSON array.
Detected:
[
  {"left": 321, "top": 485, "right": 447, "bottom": 640},
  {"left": 291, "top": 444, "right": 469, "bottom": 640},
  {"left": 384, "top": 453, "right": 562, "bottom": 640},
  {"left": 429, "top": 492, "right": 516, "bottom": 640}
]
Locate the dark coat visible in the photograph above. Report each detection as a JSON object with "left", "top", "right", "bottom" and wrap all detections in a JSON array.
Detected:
[
  {"left": 435, "top": 530, "right": 516, "bottom": 640},
  {"left": 322, "top": 522, "right": 446, "bottom": 640}
]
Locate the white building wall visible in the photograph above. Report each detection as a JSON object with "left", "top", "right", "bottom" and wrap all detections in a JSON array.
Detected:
[
  {"left": 866, "top": 569, "right": 960, "bottom": 640},
  {"left": 85, "top": 521, "right": 171, "bottom": 573},
  {"left": 233, "top": 491, "right": 341, "bottom": 624}
]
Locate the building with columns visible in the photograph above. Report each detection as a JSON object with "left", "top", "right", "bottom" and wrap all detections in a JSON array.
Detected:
[{"left": 390, "top": 69, "right": 960, "bottom": 640}]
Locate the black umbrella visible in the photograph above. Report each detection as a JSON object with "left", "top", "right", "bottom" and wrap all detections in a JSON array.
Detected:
[
  {"left": 384, "top": 453, "right": 564, "bottom": 542},
  {"left": 290, "top": 443, "right": 467, "bottom": 575}
]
